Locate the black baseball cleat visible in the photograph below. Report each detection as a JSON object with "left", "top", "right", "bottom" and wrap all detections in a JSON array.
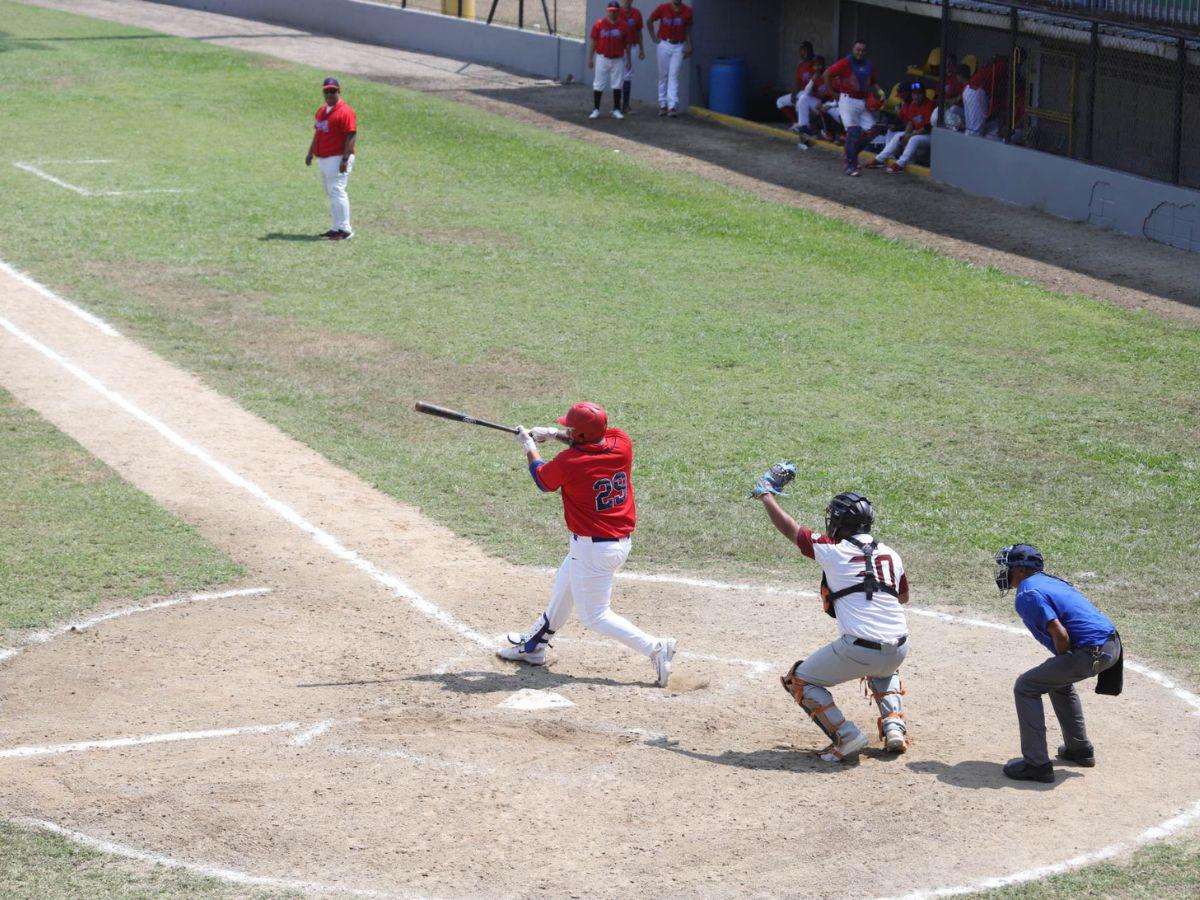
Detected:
[
  {"left": 320, "top": 229, "right": 339, "bottom": 239},
  {"left": 328, "top": 230, "right": 354, "bottom": 241},
  {"left": 1057, "top": 744, "right": 1096, "bottom": 767},
  {"left": 1003, "top": 758, "right": 1055, "bottom": 783}
]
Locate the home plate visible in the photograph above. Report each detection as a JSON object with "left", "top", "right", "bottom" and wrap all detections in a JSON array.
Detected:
[{"left": 498, "top": 689, "right": 574, "bottom": 711}]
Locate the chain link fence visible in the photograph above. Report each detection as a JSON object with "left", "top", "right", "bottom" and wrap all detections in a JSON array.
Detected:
[
  {"left": 939, "top": 0, "right": 1200, "bottom": 188},
  {"left": 374, "top": 0, "right": 589, "bottom": 38}
]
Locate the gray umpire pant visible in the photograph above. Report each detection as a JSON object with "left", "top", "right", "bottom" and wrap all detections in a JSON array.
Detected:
[{"left": 1014, "top": 634, "right": 1121, "bottom": 766}]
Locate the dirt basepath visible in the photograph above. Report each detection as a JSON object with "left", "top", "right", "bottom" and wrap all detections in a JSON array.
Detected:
[
  {"left": 2, "top": 252, "right": 1200, "bottom": 896},
  {"left": 22, "top": 0, "right": 1200, "bottom": 326}
]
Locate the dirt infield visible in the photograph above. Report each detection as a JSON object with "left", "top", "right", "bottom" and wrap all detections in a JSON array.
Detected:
[
  {"left": 3, "top": 245, "right": 1200, "bottom": 897},
  {"left": 3, "top": 2, "right": 1200, "bottom": 897}
]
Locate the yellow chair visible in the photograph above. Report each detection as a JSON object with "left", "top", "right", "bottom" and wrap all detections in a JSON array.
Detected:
[
  {"left": 907, "top": 47, "right": 941, "bottom": 78},
  {"left": 962, "top": 54, "right": 978, "bottom": 75},
  {"left": 883, "top": 81, "right": 904, "bottom": 114}
]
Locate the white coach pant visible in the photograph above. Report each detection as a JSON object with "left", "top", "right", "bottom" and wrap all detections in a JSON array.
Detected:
[
  {"left": 594, "top": 54, "right": 624, "bottom": 91},
  {"left": 541, "top": 536, "right": 658, "bottom": 657},
  {"left": 876, "top": 131, "right": 930, "bottom": 166},
  {"left": 963, "top": 85, "right": 988, "bottom": 136},
  {"left": 837, "top": 94, "right": 876, "bottom": 132},
  {"left": 317, "top": 153, "right": 353, "bottom": 233},
  {"left": 656, "top": 40, "right": 684, "bottom": 110}
]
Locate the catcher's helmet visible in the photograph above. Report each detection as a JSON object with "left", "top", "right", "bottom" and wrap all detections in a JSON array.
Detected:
[
  {"left": 558, "top": 402, "right": 607, "bottom": 444},
  {"left": 994, "top": 543, "right": 1044, "bottom": 591},
  {"left": 825, "top": 492, "right": 874, "bottom": 537}
]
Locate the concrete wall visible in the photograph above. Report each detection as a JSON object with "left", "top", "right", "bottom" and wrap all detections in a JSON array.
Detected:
[
  {"left": 779, "top": 0, "right": 838, "bottom": 88},
  {"left": 153, "top": 0, "right": 586, "bottom": 82},
  {"left": 932, "top": 128, "right": 1200, "bottom": 252},
  {"left": 837, "top": 1, "right": 941, "bottom": 92},
  {"left": 687, "top": 0, "right": 782, "bottom": 110}
]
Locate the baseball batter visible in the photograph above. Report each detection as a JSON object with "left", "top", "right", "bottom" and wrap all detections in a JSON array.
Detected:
[
  {"left": 617, "top": 0, "right": 645, "bottom": 114},
  {"left": 752, "top": 464, "right": 910, "bottom": 762},
  {"left": 589, "top": 2, "right": 632, "bottom": 120},
  {"left": 305, "top": 77, "right": 357, "bottom": 240},
  {"left": 824, "top": 41, "right": 882, "bottom": 177},
  {"left": 498, "top": 402, "right": 677, "bottom": 687}
]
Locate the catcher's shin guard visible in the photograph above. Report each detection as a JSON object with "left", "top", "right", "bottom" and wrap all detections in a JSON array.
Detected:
[
  {"left": 844, "top": 126, "right": 863, "bottom": 167},
  {"left": 781, "top": 662, "right": 854, "bottom": 745},
  {"left": 867, "top": 672, "right": 907, "bottom": 744}
]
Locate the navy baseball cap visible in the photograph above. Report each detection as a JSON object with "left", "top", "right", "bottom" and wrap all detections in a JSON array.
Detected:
[
  {"left": 322, "top": 77, "right": 341, "bottom": 90},
  {"left": 607, "top": 1, "right": 620, "bottom": 7}
]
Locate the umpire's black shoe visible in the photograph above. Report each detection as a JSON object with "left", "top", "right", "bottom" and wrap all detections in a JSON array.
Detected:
[
  {"left": 1003, "top": 758, "right": 1055, "bottom": 783},
  {"left": 1056, "top": 744, "right": 1096, "bottom": 767}
]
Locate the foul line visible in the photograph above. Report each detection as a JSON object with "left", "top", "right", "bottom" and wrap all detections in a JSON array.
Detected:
[
  {"left": 0, "top": 721, "right": 301, "bottom": 760},
  {"left": 19, "top": 819, "right": 393, "bottom": 899},
  {"left": 13, "top": 161, "right": 192, "bottom": 197},
  {"left": 0, "top": 587, "right": 272, "bottom": 665},
  {"left": 0, "top": 314, "right": 498, "bottom": 652},
  {"left": 0, "top": 258, "right": 121, "bottom": 336}
]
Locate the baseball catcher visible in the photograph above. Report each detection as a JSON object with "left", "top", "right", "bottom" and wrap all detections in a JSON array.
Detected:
[{"left": 751, "top": 464, "right": 911, "bottom": 762}]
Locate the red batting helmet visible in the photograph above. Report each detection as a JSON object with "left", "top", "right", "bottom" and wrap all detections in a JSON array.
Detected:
[{"left": 558, "top": 402, "right": 608, "bottom": 443}]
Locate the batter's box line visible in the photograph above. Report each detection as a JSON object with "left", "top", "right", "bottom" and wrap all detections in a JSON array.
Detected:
[{"left": 13, "top": 160, "right": 193, "bottom": 197}]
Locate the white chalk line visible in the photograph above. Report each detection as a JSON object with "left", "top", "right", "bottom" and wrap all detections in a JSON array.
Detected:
[
  {"left": 0, "top": 314, "right": 498, "bottom": 654},
  {"left": 881, "top": 798, "right": 1200, "bottom": 900},
  {"left": 13, "top": 161, "right": 192, "bottom": 196},
  {"left": 0, "top": 258, "right": 121, "bottom": 336},
  {"left": 0, "top": 721, "right": 301, "bottom": 760},
  {"left": 289, "top": 720, "right": 335, "bottom": 747},
  {"left": 0, "top": 587, "right": 271, "bottom": 666},
  {"left": 2, "top": 283, "right": 1199, "bottom": 895},
  {"left": 18, "top": 819, "right": 395, "bottom": 899}
]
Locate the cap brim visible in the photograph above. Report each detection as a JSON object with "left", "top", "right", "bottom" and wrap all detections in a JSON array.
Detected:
[{"left": 557, "top": 415, "right": 570, "bottom": 426}]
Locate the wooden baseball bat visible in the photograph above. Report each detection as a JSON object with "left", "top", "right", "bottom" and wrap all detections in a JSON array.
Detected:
[{"left": 413, "top": 401, "right": 520, "bottom": 435}]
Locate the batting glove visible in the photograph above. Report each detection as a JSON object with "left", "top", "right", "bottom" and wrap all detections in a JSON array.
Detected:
[
  {"left": 515, "top": 426, "right": 537, "bottom": 454},
  {"left": 530, "top": 427, "right": 564, "bottom": 444}
]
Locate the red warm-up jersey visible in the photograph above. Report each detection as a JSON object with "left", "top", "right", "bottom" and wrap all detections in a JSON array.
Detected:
[
  {"left": 901, "top": 98, "right": 936, "bottom": 131},
  {"left": 533, "top": 429, "right": 636, "bottom": 539},
  {"left": 825, "top": 56, "right": 879, "bottom": 99},
  {"left": 795, "top": 59, "right": 817, "bottom": 89},
  {"left": 591, "top": 18, "right": 630, "bottom": 58},
  {"left": 649, "top": 3, "right": 692, "bottom": 42},
  {"left": 618, "top": 5, "right": 644, "bottom": 43},
  {"left": 313, "top": 99, "right": 357, "bottom": 157}
]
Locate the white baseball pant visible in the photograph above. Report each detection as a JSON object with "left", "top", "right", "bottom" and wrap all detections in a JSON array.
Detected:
[
  {"left": 876, "top": 131, "right": 930, "bottom": 166},
  {"left": 594, "top": 55, "right": 624, "bottom": 91},
  {"left": 656, "top": 40, "right": 684, "bottom": 110},
  {"left": 837, "top": 94, "right": 876, "bottom": 132},
  {"left": 539, "top": 536, "right": 658, "bottom": 657},
  {"left": 963, "top": 85, "right": 988, "bottom": 136},
  {"left": 317, "top": 153, "right": 353, "bottom": 234}
]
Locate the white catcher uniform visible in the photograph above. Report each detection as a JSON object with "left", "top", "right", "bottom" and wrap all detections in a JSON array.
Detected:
[{"left": 782, "top": 525, "right": 911, "bottom": 760}]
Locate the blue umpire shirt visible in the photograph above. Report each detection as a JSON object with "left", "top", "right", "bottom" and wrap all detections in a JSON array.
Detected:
[{"left": 1015, "top": 572, "right": 1115, "bottom": 653}]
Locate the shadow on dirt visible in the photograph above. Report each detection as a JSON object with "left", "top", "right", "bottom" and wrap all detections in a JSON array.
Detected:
[
  {"left": 908, "top": 758, "right": 1082, "bottom": 789},
  {"left": 409, "top": 668, "right": 646, "bottom": 693},
  {"left": 643, "top": 738, "right": 853, "bottom": 773}
]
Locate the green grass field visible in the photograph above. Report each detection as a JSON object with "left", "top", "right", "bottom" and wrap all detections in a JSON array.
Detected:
[{"left": 0, "top": 0, "right": 1198, "bottom": 894}]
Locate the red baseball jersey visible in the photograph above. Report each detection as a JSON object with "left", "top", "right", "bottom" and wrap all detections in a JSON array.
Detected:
[
  {"left": 795, "top": 59, "right": 817, "bottom": 89},
  {"left": 533, "top": 429, "right": 636, "bottom": 539},
  {"left": 969, "top": 58, "right": 1007, "bottom": 92},
  {"left": 313, "top": 99, "right": 357, "bottom": 158},
  {"left": 826, "top": 56, "right": 878, "bottom": 99},
  {"left": 941, "top": 72, "right": 966, "bottom": 102},
  {"left": 901, "top": 98, "right": 936, "bottom": 131},
  {"left": 618, "top": 5, "right": 644, "bottom": 43},
  {"left": 591, "top": 18, "right": 630, "bottom": 59},
  {"left": 649, "top": 3, "right": 692, "bottom": 42}
]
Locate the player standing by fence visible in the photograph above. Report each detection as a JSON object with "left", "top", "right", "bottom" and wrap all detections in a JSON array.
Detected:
[
  {"left": 648, "top": 0, "right": 692, "bottom": 117},
  {"left": 589, "top": 2, "right": 632, "bottom": 120}
]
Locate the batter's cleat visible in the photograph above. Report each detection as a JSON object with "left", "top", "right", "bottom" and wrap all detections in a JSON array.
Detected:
[
  {"left": 328, "top": 230, "right": 353, "bottom": 241},
  {"left": 320, "top": 229, "right": 339, "bottom": 238},
  {"left": 1003, "top": 758, "right": 1055, "bottom": 783},
  {"left": 651, "top": 638, "right": 677, "bottom": 687},
  {"left": 497, "top": 643, "right": 547, "bottom": 666},
  {"left": 884, "top": 725, "right": 908, "bottom": 753},
  {"left": 611, "top": 109, "right": 625, "bottom": 120},
  {"left": 1056, "top": 744, "right": 1096, "bottom": 767},
  {"left": 589, "top": 108, "right": 601, "bottom": 119},
  {"left": 818, "top": 731, "right": 869, "bottom": 763},
  {"left": 885, "top": 162, "right": 903, "bottom": 174}
]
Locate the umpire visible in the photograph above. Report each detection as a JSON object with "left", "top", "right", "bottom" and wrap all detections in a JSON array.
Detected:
[{"left": 995, "top": 544, "right": 1122, "bottom": 783}]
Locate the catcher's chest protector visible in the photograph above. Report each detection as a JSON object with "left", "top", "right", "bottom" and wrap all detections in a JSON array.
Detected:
[{"left": 822, "top": 538, "right": 898, "bottom": 614}]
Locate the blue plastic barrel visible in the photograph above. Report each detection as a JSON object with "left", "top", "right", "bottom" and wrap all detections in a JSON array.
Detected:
[{"left": 708, "top": 56, "right": 747, "bottom": 119}]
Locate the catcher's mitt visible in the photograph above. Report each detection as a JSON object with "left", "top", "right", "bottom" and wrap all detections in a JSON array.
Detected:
[{"left": 749, "top": 461, "right": 797, "bottom": 498}]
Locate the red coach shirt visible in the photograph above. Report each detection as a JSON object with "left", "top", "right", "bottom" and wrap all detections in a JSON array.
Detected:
[
  {"left": 313, "top": 99, "right": 357, "bottom": 158},
  {"left": 618, "top": 5, "right": 644, "bottom": 43},
  {"left": 826, "top": 56, "right": 878, "bottom": 99},
  {"left": 591, "top": 18, "right": 630, "bottom": 58},
  {"left": 533, "top": 429, "right": 636, "bottom": 539},
  {"left": 649, "top": 3, "right": 692, "bottom": 42}
]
